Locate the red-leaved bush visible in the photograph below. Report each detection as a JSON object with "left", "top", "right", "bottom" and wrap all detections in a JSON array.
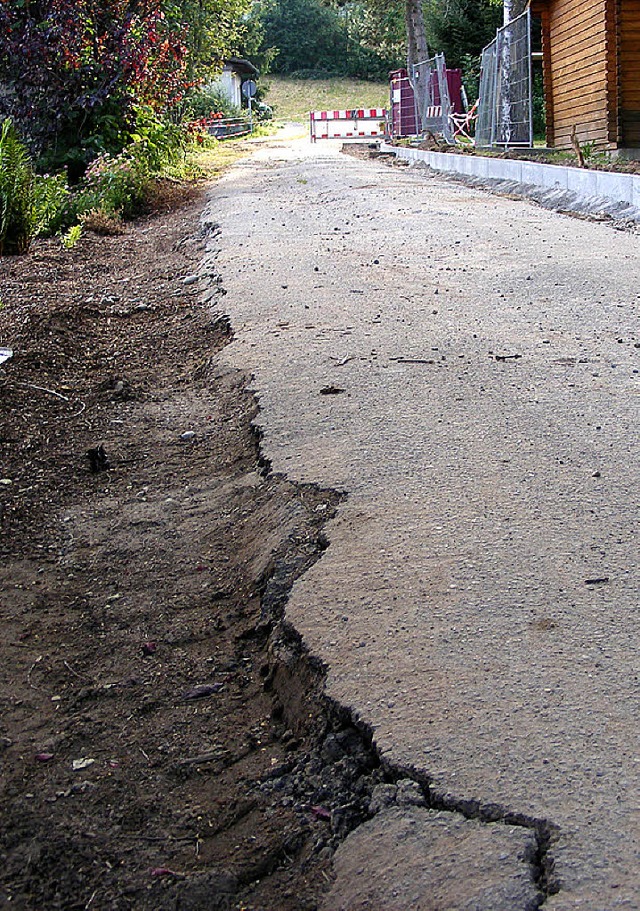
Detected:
[{"left": 0, "top": 0, "right": 190, "bottom": 174}]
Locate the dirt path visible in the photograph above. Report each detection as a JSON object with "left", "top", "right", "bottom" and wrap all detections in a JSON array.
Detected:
[
  {"left": 208, "top": 137, "right": 640, "bottom": 910},
  {"left": 0, "top": 184, "right": 386, "bottom": 910}
]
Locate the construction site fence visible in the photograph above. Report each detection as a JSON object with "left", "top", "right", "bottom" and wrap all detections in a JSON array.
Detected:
[
  {"left": 310, "top": 109, "right": 387, "bottom": 142},
  {"left": 476, "top": 10, "right": 533, "bottom": 148},
  {"left": 411, "top": 53, "right": 454, "bottom": 144}
]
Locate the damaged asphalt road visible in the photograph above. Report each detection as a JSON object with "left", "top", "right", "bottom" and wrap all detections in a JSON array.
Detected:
[{"left": 205, "top": 136, "right": 639, "bottom": 910}]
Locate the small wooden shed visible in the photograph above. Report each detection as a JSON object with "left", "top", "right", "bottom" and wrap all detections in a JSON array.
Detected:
[
  {"left": 531, "top": 0, "right": 640, "bottom": 154},
  {"left": 210, "top": 58, "right": 259, "bottom": 109}
]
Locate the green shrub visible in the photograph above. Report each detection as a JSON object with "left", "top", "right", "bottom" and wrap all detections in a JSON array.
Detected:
[
  {"left": 0, "top": 120, "right": 73, "bottom": 253},
  {"left": 186, "top": 85, "right": 242, "bottom": 120},
  {"left": 65, "top": 109, "right": 193, "bottom": 224},
  {"left": 129, "top": 106, "right": 187, "bottom": 176},
  {"left": 532, "top": 69, "right": 546, "bottom": 141},
  {"left": 32, "top": 173, "right": 70, "bottom": 236},
  {"left": 61, "top": 224, "right": 82, "bottom": 248},
  {"left": 72, "top": 151, "right": 147, "bottom": 220},
  {"left": 0, "top": 119, "right": 36, "bottom": 255}
]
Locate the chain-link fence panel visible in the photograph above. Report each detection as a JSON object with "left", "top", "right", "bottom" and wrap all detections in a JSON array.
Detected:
[
  {"left": 476, "top": 10, "right": 533, "bottom": 148},
  {"left": 411, "top": 53, "right": 453, "bottom": 144}
]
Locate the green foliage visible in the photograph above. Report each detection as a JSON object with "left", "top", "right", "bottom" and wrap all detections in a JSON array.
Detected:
[
  {"left": 129, "top": 107, "right": 187, "bottom": 175},
  {"left": 0, "top": 0, "right": 192, "bottom": 180},
  {"left": 61, "top": 225, "right": 83, "bottom": 249},
  {"left": 186, "top": 86, "right": 242, "bottom": 119},
  {"left": 67, "top": 108, "right": 189, "bottom": 221},
  {"left": 0, "top": 0, "right": 257, "bottom": 185},
  {"left": 0, "top": 119, "right": 36, "bottom": 255},
  {"left": 32, "top": 175, "right": 71, "bottom": 238},
  {"left": 259, "top": 0, "right": 343, "bottom": 74},
  {"left": 532, "top": 69, "right": 546, "bottom": 141},
  {"left": 425, "top": 0, "right": 503, "bottom": 66},
  {"left": 165, "top": 0, "right": 254, "bottom": 80},
  {"left": 339, "top": 3, "right": 403, "bottom": 78},
  {"left": 353, "top": 1, "right": 406, "bottom": 72},
  {"left": 71, "top": 152, "right": 148, "bottom": 221},
  {"left": 34, "top": 99, "right": 136, "bottom": 183},
  {"left": 249, "top": 0, "right": 401, "bottom": 80},
  {"left": 0, "top": 121, "right": 72, "bottom": 255},
  {"left": 240, "top": 2, "right": 279, "bottom": 75},
  {"left": 459, "top": 53, "right": 481, "bottom": 104}
]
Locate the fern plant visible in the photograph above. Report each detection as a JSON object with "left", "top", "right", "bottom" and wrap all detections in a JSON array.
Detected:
[
  {"left": 32, "top": 173, "right": 71, "bottom": 236},
  {"left": 0, "top": 121, "right": 71, "bottom": 254},
  {"left": 0, "top": 119, "right": 36, "bottom": 255}
]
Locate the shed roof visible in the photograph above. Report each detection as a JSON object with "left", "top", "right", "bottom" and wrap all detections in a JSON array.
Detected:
[{"left": 225, "top": 57, "right": 259, "bottom": 78}]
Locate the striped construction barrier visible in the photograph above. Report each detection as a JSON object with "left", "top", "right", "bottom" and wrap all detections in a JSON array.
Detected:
[{"left": 310, "top": 109, "right": 387, "bottom": 142}]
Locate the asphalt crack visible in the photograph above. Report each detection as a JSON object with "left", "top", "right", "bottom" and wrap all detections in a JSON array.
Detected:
[
  {"left": 254, "top": 470, "right": 560, "bottom": 908},
  {"left": 208, "top": 218, "right": 561, "bottom": 909}
]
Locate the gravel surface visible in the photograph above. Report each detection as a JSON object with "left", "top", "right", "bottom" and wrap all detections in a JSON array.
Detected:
[{"left": 206, "top": 137, "right": 640, "bottom": 910}]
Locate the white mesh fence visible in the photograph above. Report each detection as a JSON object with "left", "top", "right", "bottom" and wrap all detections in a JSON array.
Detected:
[
  {"left": 412, "top": 53, "right": 454, "bottom": 144},
  {"left": 476, "top": 10, "right": 533, "bottom": 148}
]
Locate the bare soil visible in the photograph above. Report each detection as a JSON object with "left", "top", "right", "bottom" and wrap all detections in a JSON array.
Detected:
[{"left": 0, "top": 181, "right": 383, "bottom": 910}]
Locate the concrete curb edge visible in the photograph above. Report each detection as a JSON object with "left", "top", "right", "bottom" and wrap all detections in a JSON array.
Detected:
[{"left": 380, "top": 143, "right": 640, "bottom": 222}]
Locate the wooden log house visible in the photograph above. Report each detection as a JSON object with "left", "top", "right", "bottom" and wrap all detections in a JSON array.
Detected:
[{"left": 531, "top": 0, "right": 640, "bottom": 154}]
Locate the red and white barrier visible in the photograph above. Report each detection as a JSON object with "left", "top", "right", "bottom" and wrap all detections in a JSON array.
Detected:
[{"left": 310, "top": 109, "right": 387, "bottom": 142}]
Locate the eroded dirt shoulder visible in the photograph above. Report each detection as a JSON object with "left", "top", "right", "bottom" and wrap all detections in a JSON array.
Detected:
[{"left": 0, "top": 188, "right": 382, "bottom": 910}]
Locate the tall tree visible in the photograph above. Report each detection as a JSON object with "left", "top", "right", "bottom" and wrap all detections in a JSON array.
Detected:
[
  {"left": 405, "top": 0, "right": 428, "bottom": 71},
  {"left": 405, "top": 0, "right": 429, "bottom": 126},
  {"left": 165, "top": 0, "right": 252, "bottom": 80},
  {"left": 247, "top": 0, "right": 401, "bottom": 78},
  {"left": 503, "top": 0, "right": 528, "bottom": 24},
  {"left": 424, "top": 0, "right": 503, "bottom": 65}
]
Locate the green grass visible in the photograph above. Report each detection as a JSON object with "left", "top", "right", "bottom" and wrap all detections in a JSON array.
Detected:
[
  {"left": 190, "top": 139, "right": 253, "bottom": 177},
  {"left": 264, "top": 76, "right": 389, "bottom": 123}
]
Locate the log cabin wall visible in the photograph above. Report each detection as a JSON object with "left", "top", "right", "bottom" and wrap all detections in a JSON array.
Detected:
[
  {"left": 532, "top": 0, "right": 621, "bottom": 150},
  {"left": 547, "top": 0, "right": 610, "bottom": 149},
  {"left": 620, "top": 0, "right": 640, "bottom": 147}
]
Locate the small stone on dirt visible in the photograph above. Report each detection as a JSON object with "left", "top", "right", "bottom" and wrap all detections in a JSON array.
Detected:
[
  {"left": 86, "top": 445, "right": 110, "bottom": 473},
  {"left": 183, "top": 683, "right": 224, "bottom": 700}
]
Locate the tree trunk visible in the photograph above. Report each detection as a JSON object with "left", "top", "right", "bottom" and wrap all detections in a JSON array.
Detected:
[
  {"left": 504, "top": 0, "right": 528, "bottom": 25},
  {"left": 405, "top": 0, "right": 429, "bottom": 130},
  {"left": 405, "top": 0, "right": 428, "bottom": 69}
]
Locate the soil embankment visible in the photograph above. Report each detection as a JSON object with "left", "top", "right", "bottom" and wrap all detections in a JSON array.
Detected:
[{"left": 0, "top": 184, "right": 384, "bottom": 910}]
